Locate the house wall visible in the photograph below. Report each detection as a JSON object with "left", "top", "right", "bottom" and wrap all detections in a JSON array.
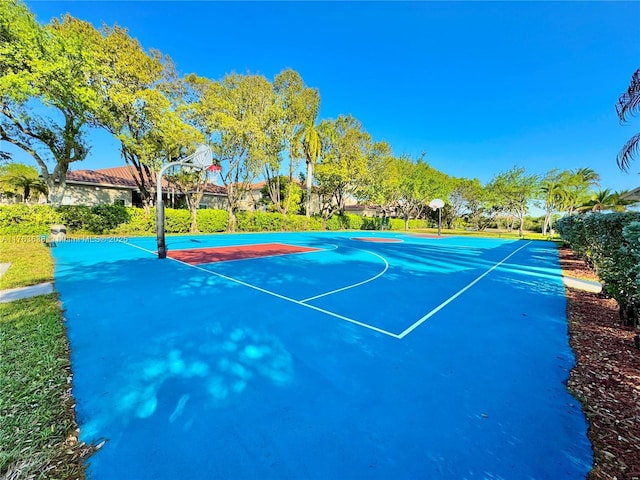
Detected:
[
  {"left": 61, "top": 184, "right": 133, "bottom": 207},
  {"left": 198, "top": 194, "right": 228, "bottom": 210}
]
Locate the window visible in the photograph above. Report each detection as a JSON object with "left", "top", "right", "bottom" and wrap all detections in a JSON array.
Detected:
[{"left": 114, "top": 199, "right": 125, "bottom": 206}]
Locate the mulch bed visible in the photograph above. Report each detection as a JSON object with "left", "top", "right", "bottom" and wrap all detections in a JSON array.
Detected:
[{"left": 559, "top": 246, "right": 640, "bottom": 480}]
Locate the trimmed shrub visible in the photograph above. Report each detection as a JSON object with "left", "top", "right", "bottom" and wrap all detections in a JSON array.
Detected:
[
  {"left": 389, "top": 218, "right": 404, "bottom": 231},
  {"left": 57, "top": 205, "right": 130, "bottom": 234},
  {"left": 164, "top": 208, "right": 191, "bottom": 233},
  {"left": 343, "top": 213, "right": 364, "bottom": 230},
  {"left": 113, "top": 208, "right": 155, "bottom": 234},
  {"left": 284, "top": 214, "right": 323, "bottom": 231},
  {"left": 360, "top": 217, "right": 381, "bottom": 230},
  {"left": 0, "top": 205, "right": 61, "bottom": 234},
  {"left": 557, "top": 212, "right": 640, "bottom": 327},
  {"left": 324, "top": 215, "right": 343, "bottom": 231},
  {"left": 197, "top": 209, "right": 228, "bottom": 233}
]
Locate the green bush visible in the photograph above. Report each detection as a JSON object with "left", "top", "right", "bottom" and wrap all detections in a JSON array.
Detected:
[
  {"left": 0, "top": 205, "right": 61, "bottom": 234},
  {"left": 57, "top": 206, "right": 94, "bottom": 233},
  {"left": 164, "top": 208, "right": 191, "bottom": 233},
  {"left": 236, "top": 211, "right": 302, "bottom": 232},
  {"left": 324, "top": 215, "right": 343, "bottom": 231},
  {"left": 360, "top": 217, "right": 381, "bottom": 230},
  {"left": 57, "top": 205, "right": 130, "bottom": 234},
  {"left": 557, "top": 212, "right": 640, "bottom": 327},
  {"left": 197, "top": 209, "right": 228, "bottom": 233},
  {"left": 113, "top": 208, "right": 155, "bottom": 234},
  {"left": 284, "top": 214, "right": 323, "bottom": 231},
  {"left": 389, "top": 218, "right": 404, "bottom": 231},
  {"left": 89, "top": 205, "right": 130, "bottom": 233}
]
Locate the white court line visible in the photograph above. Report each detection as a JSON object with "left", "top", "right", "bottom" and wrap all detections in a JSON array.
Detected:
[
  {"left": 396, "top": 241, "right": 533, "bottom": 339},
  {"left": 125, "top": 241, "right": 399, "bottom": 338},
  {"left": 124, "top": 239, "right": 533, "bottom": 340},
  {"left": 300, "top": 249, "right": 389, "bottom": 302}
]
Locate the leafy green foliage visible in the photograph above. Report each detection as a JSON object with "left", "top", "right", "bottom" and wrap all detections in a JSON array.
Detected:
[
  {"left": 0, "top": 162, "right": 48, "bottom": 201},
  {"left": 487, "top": 166, "right": 539, "bottom": 237},
  {"left": 196, "top": 209, "right": 229, "bottom": 233},
  {"left": 0, "top": 204, "right": 61, "bottom": 234},
  {"left": 615, "top": 68, "right": 640, "bottom": 172},
  {"left": 57, "top": 205, "right": 130, "bottom": 234},
  {"left": 391, "top": 157, "right": 451, "bottom": 231},
  {"left": 557, "top": 212, "right": 640, "bottom": 326},
  {"left": 0, "top": 7, "right": 104, "bottom": 205},
  {"left": 315, "top": 115, "right": 373, "bottom": 221}
]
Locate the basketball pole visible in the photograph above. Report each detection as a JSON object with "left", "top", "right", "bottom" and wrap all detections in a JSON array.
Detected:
[{"left": 155, "top": 145, "right": 214, "bottom": 259}]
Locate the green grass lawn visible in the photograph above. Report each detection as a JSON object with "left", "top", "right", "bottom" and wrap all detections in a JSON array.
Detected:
[
  {"left": 411, "top": 227, "right": 559, "bottom": 242},
  {"left": 0, "top": 236, "right": 54, "bottom": 290},
  {"left": 0, "top": 237, "right": 92, "bottom": 480}
]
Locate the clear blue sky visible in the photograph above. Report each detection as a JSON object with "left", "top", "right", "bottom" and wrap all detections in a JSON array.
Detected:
[{"left": 15, "top": 1, "right": 640, "bottom": 192}]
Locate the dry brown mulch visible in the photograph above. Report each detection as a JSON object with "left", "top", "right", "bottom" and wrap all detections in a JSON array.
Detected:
[{"left": 559, "top": 246, "right": 640, "bottom": 480}]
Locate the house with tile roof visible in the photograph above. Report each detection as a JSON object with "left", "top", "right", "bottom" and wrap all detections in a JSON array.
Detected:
[{"left": 61, "top": 166, "right": 228, "bottom": 209}]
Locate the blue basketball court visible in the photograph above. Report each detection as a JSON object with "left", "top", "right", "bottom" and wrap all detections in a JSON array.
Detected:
[{"left": 52, "top": 232, "right": 592, "bottom": 479}]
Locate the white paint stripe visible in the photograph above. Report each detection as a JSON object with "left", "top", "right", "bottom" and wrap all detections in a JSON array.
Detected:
[
  {"left": 124, "top": 241, "right": 399, "bottom": 338},
  {"left": 300, "top": 249, "right": 389, "bottom": 302},
  {"left": 397, "top": 241, "right": 533, "bottom": 339}
]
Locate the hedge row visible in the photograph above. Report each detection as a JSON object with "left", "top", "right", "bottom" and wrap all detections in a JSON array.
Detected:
[
  {"left": 556, "top": 212, "right": 640, "bottom": 328},
  {"left": 0, "top": 205, "right": 424, "bottom": 235}
]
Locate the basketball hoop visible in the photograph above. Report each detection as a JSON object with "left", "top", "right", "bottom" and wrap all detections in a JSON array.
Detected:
[
  {"left": 207, "top": 164, "right": 221, "bottom": 172},
  {"left": 429, "top": 198, "right": 445, "bottom": 236},
  {"left": 186, "top": 144, "right": 213, "bottom": 169},
  {"left": 429, "top": 198, "right": 444, "bottom": 210},
  {"left": 155, "top": 144, "right": 214, "bottom": 259}
]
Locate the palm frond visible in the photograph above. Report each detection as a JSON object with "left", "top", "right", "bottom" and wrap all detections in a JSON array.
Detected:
[
  {"left": 616, "top": 68, "right": 640, "bottom": 123},
  {"left": 616, "top": 131, "right": 640, "bottom": 172}
]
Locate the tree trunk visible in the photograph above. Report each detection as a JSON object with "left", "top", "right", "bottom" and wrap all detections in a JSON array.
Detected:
[
  {"left": 543, "top": 207, "right": 552, "bottom": 235},
  {"left": 227, "top": 205, "right": 237, "bottom": 232},
  {"left": 404, "top": 216, "right": 409, "bottom": 231},
  {"left": 619, "top": 301, "right": 638, "bottom": 328},
  {"left": 306, "top": 159, "right": 312, "bottom": 218},
  {"left": 190, "top": 208, "right": 199, "bottom": 233},
  {"left": 518, "top": 215, "right": 524, "bottom": 238}
]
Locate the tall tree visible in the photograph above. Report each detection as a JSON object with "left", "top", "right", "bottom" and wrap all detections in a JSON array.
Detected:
[
  {"left": 188, "top": 73, "right": 278, "bottom": 231},
  {"left": 538, "top": 169, "right": 571, "bottom": 235},
  {"left": 446, "top": 177, "right": 483, "bottom": 229},
  {"left": 356, "top": 141, "right": 398, "bottom": 215},
  {"left": 0, "top": 6, "right": 102, "bottom": 205},
  {"left": 615, "top": 67, "right": 640, "bottom": 172},
  {"left": 563, "top": 167, "right": 600, "bottom": 215},
  {"left": 91, "top": 24, "right": 202, "bottom": 214},
  {"left": 394, "top": 157, "right": 451, "bottom": 231},
  {"left": 315, "top": 115, "right": 371, "bottom": 226},
  {"left": 264, "top": 69, "right": 319, "bottom": 215},
  {"left": 488, "top": 166, "right": 539, "bottom": 237}
]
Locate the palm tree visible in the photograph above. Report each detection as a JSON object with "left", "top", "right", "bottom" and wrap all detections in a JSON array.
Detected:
[
  {"left": 0, "top": 163, "right": 48, "bottom": 202},
  {"left": 577, "top": 189, "right": 635, "bottom": 213},
  {"left": 564, "top": 167, "right": 600, "bottom": 215},
  {"left": 540, "top": 177, "right": 567, "bottom": 235},
  {"left": 615, "top": 67, "right": 640, "bottom": 172},
  {"left": 299, "top": 122, "right": 321, "bottom": 217}
]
